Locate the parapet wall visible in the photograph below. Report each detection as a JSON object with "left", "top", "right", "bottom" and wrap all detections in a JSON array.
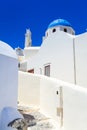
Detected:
[
  {"left": 18, "top": 71, "right": 87, "bottom": 130},
  {"left": 18, "top": 71, "right": 40, "bottom": 106},
  {"left": 63, "top": 83, "right": 87, "bottom": 130}
]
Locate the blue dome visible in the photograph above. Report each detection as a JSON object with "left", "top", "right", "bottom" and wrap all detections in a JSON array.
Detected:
[{"left": 48, "top": 19, "right": 72, "bottom": 28}]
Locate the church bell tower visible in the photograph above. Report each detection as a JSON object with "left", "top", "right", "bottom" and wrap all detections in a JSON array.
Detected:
[{"left": 25, "top": 29, "right": 32, "bottom": 47}]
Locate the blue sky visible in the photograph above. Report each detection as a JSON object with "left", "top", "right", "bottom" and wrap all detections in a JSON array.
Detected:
[{"left": 0, "top": 0, "right": 87, "bottom": 48}]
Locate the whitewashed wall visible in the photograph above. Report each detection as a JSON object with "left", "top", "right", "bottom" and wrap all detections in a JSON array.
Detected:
[
  {"left": 18, "top": 72, "right": 61, "bottom": 122},
  {"left": 20, "top": 61, "right": 27, "bottom": 71},
  {"left": 63, "top": 83, "right": 87, "bottom": 130},
  {"left": 18, "top": 71, "right": 40, "bottom": 106},
  {"left": 0, "top": 55, "right": 18, "bottom": 109},
  {"left": 75, "top": 33, "right": 87, "bottom": 87},
  {"left": 40, "top": 76, "right": 61, "bottom": 121},
  {"left": 40, "top": 76, "right": 87, "bottom": 130},
  {"left": 18, "top": 72, "right": 87, "bottom": 130},
  {"left": 0, "top": 40, "right": 18, "bottom": 111},
  {"left": 0, "top": 55, "right": 18, "bottom": 113},
  {"left": 26, "top": 31, "right": 87, "bottom": 88},
  {"left": 0, "top": 41, "right": 18, "bottom": 130},
  {"left": 24, "top": 47, "right": 40, "bottom": 60},
  {"left": 27, "top": 32, "right": 75, "bottom": 84}
]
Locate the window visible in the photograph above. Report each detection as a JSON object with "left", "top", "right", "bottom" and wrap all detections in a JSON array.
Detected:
[
  {"left": 18, "top": 63, "right": 20, "bottom": 68},
  {"left": 28, "top": 69, "right": 34, "bottom": 73},
  {"left": 52, "top": 28, "right": 56, "bottom": 33},
  {"left": 64, "top": 28, "right": 67, "bottom": 32},
  {"left": 44, "top": 64, "right": 50, "bottom": 77},
  {"left": 56, "top": 91, "right": 59, "bottom": 95}
]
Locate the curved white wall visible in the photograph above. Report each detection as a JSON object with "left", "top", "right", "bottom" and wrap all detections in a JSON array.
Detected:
[
  {"left": 45, "top": 26, "right": 75, "bottom": 37},
  {"left": 0, "top": 41, "right": 18, "bottom": 130},
  {"left": 0, "top": 55, "right": 18, "bottom": 112},
  {"left": 0, "top": 41, "right": 17, "bottom": 58}
]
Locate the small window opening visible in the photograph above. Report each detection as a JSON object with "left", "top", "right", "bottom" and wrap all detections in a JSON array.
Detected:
[
  {"left": 44, "top": 64, "right": 50, "bottom": 77},
  {"left": 56, "top": 91, "right": 58, "bottom": 95},
  {"left": 18, "top": 63, "right": 20, "bottom": 68},
  {"left": 28, "top": 69, "right": 34, "bottom": 73},
  {"left": 52, "top": 28, "right": 56, "bottom": 33},
  {"left": 64, "top": 28, "right": 67, "bottom": 32}
]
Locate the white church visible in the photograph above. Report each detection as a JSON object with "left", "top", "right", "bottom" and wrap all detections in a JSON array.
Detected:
[
  {"left": 1, "top": 19, "right": 87, "bottom": 130},
  {"left": 18, "top": 19, "right": 87, "bottom": 88},
  {"left": 18, "top": 19, "right": 87, "bottom": 130}
]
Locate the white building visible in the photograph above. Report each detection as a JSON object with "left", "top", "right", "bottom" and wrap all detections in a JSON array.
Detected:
[
  {"left": 19, "top": 19, "right": 87, "bottom": 88},
  {"left": 18, "top": 19, "right": 87, "bottom": 130},
  {"left": 0, "top": 41, "right": 18, "bottom": 112},
  {"left": 0, "top": 41, "right": 26, "bottom": 130},
  {"left": 16, "top": 29, "right": 40, "bottom": 72}
]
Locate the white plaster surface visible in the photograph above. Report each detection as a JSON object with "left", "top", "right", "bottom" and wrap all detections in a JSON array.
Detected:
[
  {"left": 23, "top": 30, "right": 87, "bottom": 88},
  {"left": 46, "top": 26, "right": 75, "bottom": 37},
  {"left": 0, "top": 41, "right": 18, "bottom": 130},
  {"left": 27, "top": 32, "right": 75, "bottom": 84},
  {"left": 0, "top": 55, "right": 18, "bottom": 113},
  {"left": 18, "top": 71, "right": 40, "bottom": 106},
  {"left": 0, "top": 41, "right": 17, "bottom": 58},
  {"left": 18, "top": 72, "right": 87, "bottom": 130},
  {"left": 18, "top": 30, "right": 87, "bottom": 130},
  {"left": 63, "top": 83, "right": 87, "bottom": 130},
  {"left": 75, "top": 33, "right": 87, "bottom": 87},
  {"left": 40, "top": 76, "right": 60, "bottom": 121},
  {"left": 20, "top": 61, "right": 27, "bottom": 71},
  {"left": 24, "top": 47, "right": 40, "bottom": 60}
]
